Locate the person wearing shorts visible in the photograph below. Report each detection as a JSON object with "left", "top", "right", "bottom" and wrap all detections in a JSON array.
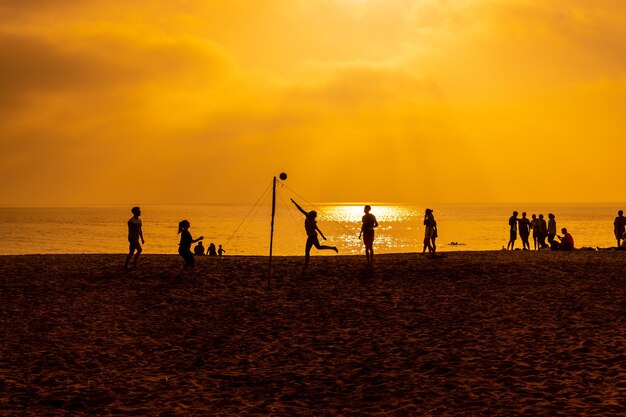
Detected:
[
  {"left": 125, "top": 206, "right": 144, "bottom": 268},
  {"left": 359, "top": 205, "right": 379, "bottom": 265},
  {"left": 177, "top": 220, "right": 203, "bottom": 274},
  {"left": 291, "top": 199, "right": 338, "bottom": 270},
  {"left": 507, "top": 211, "right": 518, "bottom": 250}
]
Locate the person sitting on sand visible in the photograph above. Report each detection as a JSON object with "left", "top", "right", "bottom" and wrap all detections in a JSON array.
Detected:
[
  {"left": 125, "top": 206, "right": 145, "bottom": 269},
  {"left": 194, "top": 241, "right": 205, "bottom": 256},
  {"left": 207, "top": 243, "right": 217, "bottom": 256},
  {"left": 178, "top": 220, "right": 203, "bottom": 274},
  {"left": 218, "top": 244, "right": 225, "bottom": 256},
  {"left": 359, "top": 205, "right": 379, "bottom": 265},
  {"left": 291, "top": 198, "right": 339, "bottom": 269},
  {"left": 614, "top": 210, "right": 626, "bottom": 248},
  {"left": 518, "top": 212, "right": 531, "bottom": 250},
  {"left": 555, "top": 228, "right": 574, "bottom": 251},
  {"left": 423, "top": 208, "right": 438, "bottom": 256},
  {"left": 507, "top": 211, "right": 518, "bottom": 250}
]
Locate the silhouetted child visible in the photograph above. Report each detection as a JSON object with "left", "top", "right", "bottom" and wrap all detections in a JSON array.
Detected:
[
  {"left": 291, "top": 198, "right": 338, "bottom": 269},
  {"left": 125, "top": 206, "right": 144, "bottom": 269},
  {"left": 194, "top": 241, "right": 205, "bottom": 256},
  {"left": 207, "top": 243, "right": 217, "bottom": 256},
  {"left": 218, "top": 245, "right": 225, "bottom": 256},
  {"left": 359, "top": 205, "right": 379, "bottom": 265},
  {"left": 178, "top": 220, "right": 203, "bottom": 274}
]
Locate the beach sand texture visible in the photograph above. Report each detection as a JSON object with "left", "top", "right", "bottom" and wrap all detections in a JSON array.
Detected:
[{"left": 2, "top": 252, "right": 626, "bottom": 416}]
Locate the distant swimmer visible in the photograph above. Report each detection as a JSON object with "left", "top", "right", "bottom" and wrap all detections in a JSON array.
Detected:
[
  {"left": 124, "top": 206, "right": 144, "bottom": 269},
  {"left": 614, "top": 210, "right": 626, "bottom": 248},
  {"left": 359, "top": 205, "right": 379, "bottom": 265},
  {"left": 291, "top": 198, "right": 338, "bottom": 270},
  {"left": 178, "top": 220, "right": 203, "bottom": 274}
]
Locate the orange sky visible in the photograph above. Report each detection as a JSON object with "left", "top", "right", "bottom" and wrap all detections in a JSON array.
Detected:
[{"left": 1, "top": 0, "right": 624, "bottom": 205}]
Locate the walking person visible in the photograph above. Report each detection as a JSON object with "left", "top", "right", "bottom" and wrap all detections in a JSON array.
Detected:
[
  {"left": 507, "top": 211, "right": 518, "bottom": 250},
  {"left": 359, "top": 205, "right": 379, "bottom": 265},
  {"left": 423, "top": 208, "right": 438, "bottom": 256},
  {"left": 291, "top": 199, "right": 338, "bottom": 270},
  {"left": 124, "top": 206, "right": 145, "bottom": 269},
  {"left": 518, "top": 212, "right": 531, "bottom": 250},
  {"left": 614, "top": 210, "right": 626, "bottom": 248},
  {"left": 177, "top": 220, "right": 203, "bottom": 274}
]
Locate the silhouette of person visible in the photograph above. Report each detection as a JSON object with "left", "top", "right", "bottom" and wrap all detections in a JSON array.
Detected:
[
  {"left": 359, "top": 205, "right": 379, "bottom": 265},
  {"left": 547, "top": 213, "right": 557, "bottom": 245},
  {"left": 207, "top": 243, "right": 217, "bottom": 256},
  {"left": 537, "top": 214, "right": 548, "bottom": 249},
  {"left": 291, "top": 198, "right": 338, "bottom": 269},
  {"left": 423, "top": 208, "right": 438, "bottom": 255},
  {"left": 518, "top": 212, "right": 531, "bottom": 250},
  {"left": 125, "top": 206, "right": 144, "bottom": 269},
  {"left": 218, "top": 244, "right": 225, "bottom": 256},
  {"left": 614, "top": 210, "right": 626, "bottom": 247},
  {"left": 530, "top": 214, "right": 540, "bottom": 250},
  {"left": 507, "top": 211, "right": 518, "bottom": 250},
  {"left": 194, "top": 241, "right": 205, "bottom": 256},
  {"left": 178, "top": 220, "right": 203, "bottom": 274},
  {"left": 556, "top": 228, "right": 574, "bottom": 251}
]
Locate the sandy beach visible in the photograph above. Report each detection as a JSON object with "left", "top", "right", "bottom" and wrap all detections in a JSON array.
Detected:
[{"left": 2, "top": 251, "right": 626, "bottom": 416}]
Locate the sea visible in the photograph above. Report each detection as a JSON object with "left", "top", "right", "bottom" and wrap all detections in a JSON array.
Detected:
[{"left": 0, "top": 203, "right": 623, "bottom": 256}]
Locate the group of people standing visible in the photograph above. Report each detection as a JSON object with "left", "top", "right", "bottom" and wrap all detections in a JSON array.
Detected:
[{"left": 508, "top": 211, "right": 573, "bottom": 251}]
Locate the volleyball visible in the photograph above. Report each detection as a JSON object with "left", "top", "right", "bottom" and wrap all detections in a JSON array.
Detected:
[{"left": 279, "top": 172, "right": 287, "bottom": 180}]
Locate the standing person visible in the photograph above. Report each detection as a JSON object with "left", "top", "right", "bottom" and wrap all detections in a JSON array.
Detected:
[
  {"left": 423, "top": 208, "right": 438, "bottom": 255},
  {"left": 547, "top": 213, "right": 557, "bottom": 246},
  {"left": 518, "top": 212, "right": 531, "bottom": 250},
  {"left": 530, "top": 214, "right": 540, "bottom": 250},
  {"left": 359, "top": 205, "right": 379, "bottom": 265},
  {"left": 207, "top": 243, "right": 217, "bottom": 256},
  {"left": 537, "top": 214, "right": 548, "bottom": 249},
  {"left": 178, "top": 220, "right": 203, "bottom": 274},
  {"left": 507, "top": 211, "right": 518, "bottom": 250},
  {"left": 291, "top": 199, "right": 339, "bottom": 270},
  {"left": 218, "top": 244, "right": 226, "bottom": 256},
  {"left": 614, "top": 210, "right": 626, "bottom": 248},
  {"left": 124, "top": 206, "right": 144, "bottom": 269}
]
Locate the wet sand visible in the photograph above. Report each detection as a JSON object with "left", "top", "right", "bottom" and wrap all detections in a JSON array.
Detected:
[{"left": 2, "top": 251, "right": 626, "bottom": 416}]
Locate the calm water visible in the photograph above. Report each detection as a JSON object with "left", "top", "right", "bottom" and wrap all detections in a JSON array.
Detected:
[{"left": 0, "top": 203, "right": 623, "bottom": 255}]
